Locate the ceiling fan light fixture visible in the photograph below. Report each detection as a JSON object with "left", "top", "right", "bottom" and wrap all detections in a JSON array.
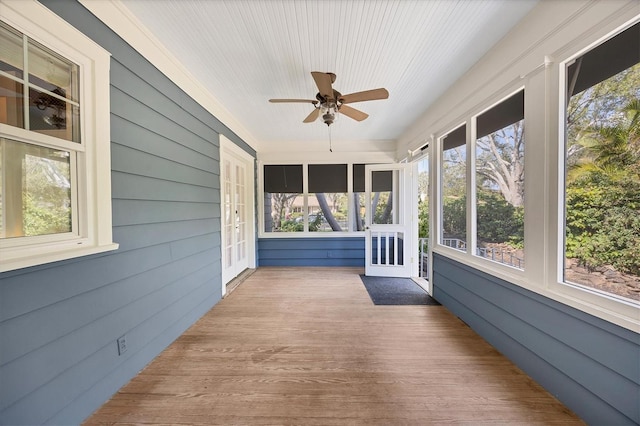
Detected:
[
  {"left": 321, "top": 102, "right": 338, "bottom": 126},
  {"left": 322, "top": 111, "right": 335, "bottom": 126}
]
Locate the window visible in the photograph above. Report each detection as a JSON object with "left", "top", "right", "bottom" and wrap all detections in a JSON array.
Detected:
[
  {"left": 440, "top": 125, "right": 467, "bottom": 251},
  {"left": 474, "top": 90, "right": 525, "bottom": 269},
  {"left": 368, "top": 170, "right": 395, "bottom": 225},
  {"left": 262, "top": 163, "right": 368, "bottom": 234},
  {"left": 354, "top": 163, "right": 396, "bottom": 229},
  {"left": 308, "top": 164, "right": 348, "bottom": 232},
  {"left": 263, "top": 165, "right": 303, "bottom": 232},
  {"left": 0, "top": 1, "right": 116, "bottom": 272},
  {"left": 562, "top": 22, "right": 639, "bottom": 304},
  {"left": 352, "top": 164, "right": 366, "bottom": 231}
]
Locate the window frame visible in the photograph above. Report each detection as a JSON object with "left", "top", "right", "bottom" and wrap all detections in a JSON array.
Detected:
[
  {"left": 438, "top": 123, "right": 468, "bottom": 254},
  {"left": 470, "top": 88, "right": 525, "bottom": 271},
  {"left": 0, "top": 0, "right": 117, "bottom": 272},
  {"left": 552, "top": 18, "right": 640, "bottom": 322}
]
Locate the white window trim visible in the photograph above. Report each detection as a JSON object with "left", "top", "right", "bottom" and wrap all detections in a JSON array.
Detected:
[{"left": 0, "top": 0, "right": 117, "bottom": 272}]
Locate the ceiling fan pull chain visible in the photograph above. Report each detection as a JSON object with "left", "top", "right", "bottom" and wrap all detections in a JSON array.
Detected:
[{"left": 329, "top": 126, "right": 333, "bottom": 152}]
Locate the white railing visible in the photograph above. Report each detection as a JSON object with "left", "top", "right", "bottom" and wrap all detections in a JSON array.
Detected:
[{"left": 371, "top": 230, "right": 401, "bottom": 266}]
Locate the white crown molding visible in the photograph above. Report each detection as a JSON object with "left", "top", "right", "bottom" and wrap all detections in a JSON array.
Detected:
[{"left": 78, "top": 0, "right": 261, "bottom": 152}]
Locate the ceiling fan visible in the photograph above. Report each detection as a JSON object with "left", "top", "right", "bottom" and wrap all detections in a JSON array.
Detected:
[{"left": 269, "top": 71, "right": 389, "bottom": 126}]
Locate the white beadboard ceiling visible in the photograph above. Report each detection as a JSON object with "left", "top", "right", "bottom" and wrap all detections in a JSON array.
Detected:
[{"left": 118, "top": 0, "right": 537, "bottom": 152}]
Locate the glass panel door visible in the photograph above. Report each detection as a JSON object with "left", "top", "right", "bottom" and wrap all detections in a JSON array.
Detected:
[{"left": 221, "top": 151, "right": 251, "bottom": 285}]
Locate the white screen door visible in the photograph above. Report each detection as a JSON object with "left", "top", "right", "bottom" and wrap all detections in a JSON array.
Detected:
[
  {"left": 221, "top": 136, "right": 255, "bottom": 290},
  {"left": 365, "top": 164, "right": 412, "bottom": 277}
]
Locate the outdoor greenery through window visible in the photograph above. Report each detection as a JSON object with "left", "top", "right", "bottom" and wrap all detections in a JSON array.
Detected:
[
  {"left": 1, "top": 138, "right": 72, "bottom": 238},
  {"left": 475, "top": 90, "right": 525, "bottom": 269},
  {"left": 418, "top": 155, "right": 429, "bottom": 277},
  {"left": 440, "top": 125, "right": 467, "bottom": 251},
  {"left": 563, "top": 22, "right": 639, "bottom": 303}
]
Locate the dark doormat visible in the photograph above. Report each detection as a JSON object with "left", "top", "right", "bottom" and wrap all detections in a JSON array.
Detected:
[{"left": 359, "top": 275, "right": 441, "bottom": 306}]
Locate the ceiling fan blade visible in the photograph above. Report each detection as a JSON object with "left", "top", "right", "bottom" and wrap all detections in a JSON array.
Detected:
[
  {"left": 303, "top": 108, "right": 320, "bottom": 123},
  {"left": 339, "top": 104, "right": 368, "bottom": 122},
  {"left": 269, "top": 99, "right": 318, "bottom": 104},
  {"left": 339, "top": 88, "right": 389, "bottom": 104},
  {"left": 311, "top": 71, "right": 334, "bottom": 99}
]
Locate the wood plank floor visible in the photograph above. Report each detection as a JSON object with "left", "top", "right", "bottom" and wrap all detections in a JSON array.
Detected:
[{"left": 85, "top": 267, "right": 583, "bottom": 425}]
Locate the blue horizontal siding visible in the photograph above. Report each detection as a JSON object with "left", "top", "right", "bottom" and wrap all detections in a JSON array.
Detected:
[
  {"left": 432, "top": 253, "right": 640, "bottom": 425},
  {"left": 258, "top": 237, "right": 365, "bottom": 267},
  {"left": 0, "top": 1, "right": 255, "bottom": 424}
]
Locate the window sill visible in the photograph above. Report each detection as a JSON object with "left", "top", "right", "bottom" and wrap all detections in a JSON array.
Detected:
[
  {"left": 0, "top": 241, "right": 119, "bottom": 273},
  {"left": 259, "top": 232, "right": 365, "bottom": 238},
  {"left": 432, "top": 247, "right": 640, "bottom": 333}
]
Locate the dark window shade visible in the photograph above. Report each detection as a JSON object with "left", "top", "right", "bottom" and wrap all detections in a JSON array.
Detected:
[
  {"left": 372, "top": 170, "right": 393, "bottom": 192},
  {"left": 264, "top": 164, "right": 303, "bottom": 193},
  {"left": 353, "top": 164, "right": 365, "bottom": 192},
  {"left": 568, "top": 22, "right": 639, "bottom": 97},
  {"left": 353, "top": 164, "right": 392, "bottom": 192},
  {"left": 477, "top": 90, "right": 524, "bottom": 139},
  {"left": 442, "top": 125, "right": 466, "bottom": 151},
  {"left": 308, "top": 164, "right": 347, "bottom": 193}
]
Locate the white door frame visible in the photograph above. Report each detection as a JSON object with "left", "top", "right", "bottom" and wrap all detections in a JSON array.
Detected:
[
  {"left": 364, "top": 163, "right": 413, "bottom": 277},
  {"left": 411, "top": 154, "right": 432, "bottom": 292},
  {"left": 220, "top": 135, "right": 256, "bottom": 295}
]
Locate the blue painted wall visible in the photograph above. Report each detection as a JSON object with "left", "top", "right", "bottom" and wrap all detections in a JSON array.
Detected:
[
  {"left": 432, "top": 253, "right": 640, "bottom": 425},
  {"left": 258, "top": 237, "right": 365, "bottom": 267},
  {"left": 0, "top": 1, "right": 254, "bottom": 424}
]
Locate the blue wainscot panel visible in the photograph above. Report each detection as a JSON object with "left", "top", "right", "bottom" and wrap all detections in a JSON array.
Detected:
[
  {"left": 258, "top": 237, "right": 365, "bottom": 267},
  {"left": 432, "top": 253, "right": 640, "bottom": 425}
]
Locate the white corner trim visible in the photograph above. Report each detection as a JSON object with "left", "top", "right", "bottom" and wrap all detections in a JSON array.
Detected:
[{"left": 78, "top": 0, "right": 261, "bottom": 152}]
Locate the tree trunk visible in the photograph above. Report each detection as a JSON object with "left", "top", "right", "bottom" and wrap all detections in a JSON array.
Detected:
[
  {"left": 380, "top": 194, "right": 393, "bottom": 223},
  {"left": 353, "top": 193, "right": 363, "bottom": 231},
  {"left": 476, "top": 124, "right": 525, "bottom": 207},
  {"left": 316, "top": 193, "right": 342, "bottom": 231}
]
